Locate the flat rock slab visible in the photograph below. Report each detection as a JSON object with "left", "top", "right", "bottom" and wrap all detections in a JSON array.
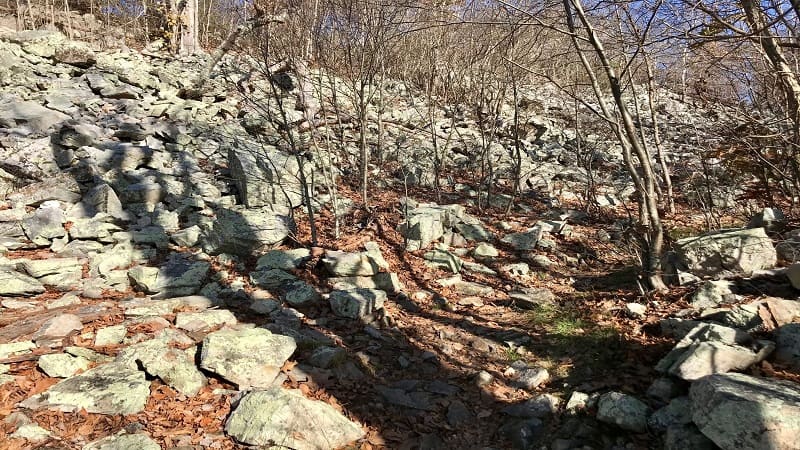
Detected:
[
  {"left": 200, "top": 328, "right": 296, "bottom": 389},
  {"left": 0, "top": 269, "right": 45, "bottom": 296},
  {"left": 20, "top": 362, "right": 149, "bottom": 414},
  {"left": 175, "top": 309, "right": 237, "bottom": 332},
  {"left": 38, "top": 353, "right": 90, "bottom": 378},
  {"left": 691, "top": 372, "right": 800, "bottom": 450},
  {"left": 226, "top": 387, "right": 365, "bottom": 450},
  {"left": 82, "top": 433, "right": 160, "bottom": 450}
]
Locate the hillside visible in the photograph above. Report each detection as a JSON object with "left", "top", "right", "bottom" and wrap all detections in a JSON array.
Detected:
[{"left": 1, "top": 29, "right": 800, "bottom": 450}]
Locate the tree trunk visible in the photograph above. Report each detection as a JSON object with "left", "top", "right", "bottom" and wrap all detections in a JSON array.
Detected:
[{"left": 179, "top": 0, "right": 200, "bottom": 55}]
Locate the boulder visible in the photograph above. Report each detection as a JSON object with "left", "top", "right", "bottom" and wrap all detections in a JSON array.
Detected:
[
  {"left": 655, "top": 323, "right": 773, "bottom": 381},
  {"left": 20, "top": 362, "right": 149, "bottom": 414},
  {"left": 690, "top": 372, "right": 800, "bottom": 450},
  {"left": 203, "top": 206, "right": 294, "bottom": 256},
  {"left": 423, "top": 248, "right": 462, "bottom": 273},
  {"left": 225, "top": 387, "right": 364, "bottom": 449},
  {"left": 674, "top": 228, "right": 776, "bottom": 278},
  {"left": 200, "top": 327, "right": 296, "bottom": 389}
]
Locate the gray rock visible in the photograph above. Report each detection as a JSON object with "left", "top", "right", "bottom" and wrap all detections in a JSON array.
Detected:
[
  {"left": 596, "top": 392, "right": 651, "bottom": 433},
  {"left": 399, "top": 205, "right": 462, "bottom": 251},
  {"left": 82, "top": 433, "right": 160, "bottom": 450},
  {"left": 329, "top": 289, "right": 386, "bottom": 319},
  {"left": 502, "top": 394, "right": 560, "bottom": 418},
  {"left": 228, "top": 147, "right": 310, "bottom": 208},
  {"left": 646, "top": 377, "right": 684, "bottom": 403},
  {"left": 472, "top": 242, "right": 499, "bottom": 258},
  {"left": 225, "top": 387, "right": 364, "bottom": 449},
  {"left": 256, "top": 248, "right": 311, "bottom": 270},
  {"left": 655, "top": 323, "right": 773, "bottom": 381},
  {"left": 455, "top": 222, "right": 493, "bottom": 242},
  {"left": 20, "top": 362, "right": 149, "bottom": 414},
  {"left": 691, "top": 280, "right": 737, "bottom": 309},
  {"left": 511, "top": 363, "right": 550, "bottom": 390},
  {"left": 775, "top": 323, "right": 800, "bottom": 370},
  {"left": 377, "top": 386, "right": 435, "bottom": 410},
  {"left": 509, "top": 287, "right": 555, "bottom": 309},
  {"left": 323, "top": 250, "right": 385, "bottom": 276},
  {"left": 10, "top": 423, "right": 51, "bottom": 441},
  {"left": 53, "top": 41, "right": 96, "bottom": 68},
  {"left": 647, "top": 396, "right": 692, "bottom": 432},
  {"left": 446, "top": 400, "right": 474, "bottom": 427},
  {"left": 625, "top": 302, "right": 647, "bottom": 318},
  {"left": 37, "top": 353, "right": 91, "bottom": 378},
  {"left": 0, "top": 100, "right": 69, "bottom": 133},
  {"left": 32, "top": 313, "right": 83, "bottom": 342},
  {"left": 20, "top": 257, "right": 83, "bottom": 289},
  {"left": 171, "top": 225, "right": 201, "bottom": 247},
  {"left": 200, "top": 327, "right": 296, "bottom": 389},
  {"left": 0, "top": 341, "right": 36, "bottom": 359},
  {"left": 116, "top": 329, "right": 206, "bottom": 396},
  {"left": 8, "top": 174, "right": 82, "bottom": 207},
  {"left": 204, "top": 206, "right": 293, "bottom": 256},
  {"left": 128, "top": 253, "right": 210, "bottom": 297},
  {"left": 675, "top": 227, "right": 776, "bottom": 278},
  {"left": 664, "top": 424, "right": 716, "bottom": 450},
  {"left": 747, "top": 207, "right": 786, "bottom": 232},
  {"left": 701, "top": 303, "right": 764, "bottom": 332},
  {"left": 0, "top": 269, "right": 45, "bottom": 296},
  {"left": 691, "top": 372, "right": 800, "bottom": 450},
  {"left": 284, "top": 281, "right": 321, "bottom": 306},
  {"left": 787, "top": 263, "right": 800, "bottom": 290},
  {"left": 475, "top": 370, "right": 494, "bottom": 387},
  {"left": 94, "top": 325, "right": 127, "bottom": 346},
  {"left": 22, "top": 200, "right": 66, "bottom": 245},
  {"left": 436, "top": 275, "right": 493, "bottom": 296},
  {"left": 308, "top": 346, "right": 347, "bottom": 369},
  {"left": 250, "top": 268, "right": 298, "bottom": 289},
  {"left": 175, "top": 309, "right": 237, "bottom": 332},
  {"left": 423, "top": 248, "right": 463, "bottom": 273},
  {"left": 328, "top": 273, "right": 403, "bottom": 294},
  {"left": 502, "top": 227, "right": 543, "bottom": 251},
  {"left": 497, "top": 418, "right": 543, "bottom": 450}
]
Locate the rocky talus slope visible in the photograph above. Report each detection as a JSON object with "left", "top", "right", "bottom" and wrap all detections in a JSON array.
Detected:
[{"left": 1, "top": 29, "right": 800, "bottom": 450}]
